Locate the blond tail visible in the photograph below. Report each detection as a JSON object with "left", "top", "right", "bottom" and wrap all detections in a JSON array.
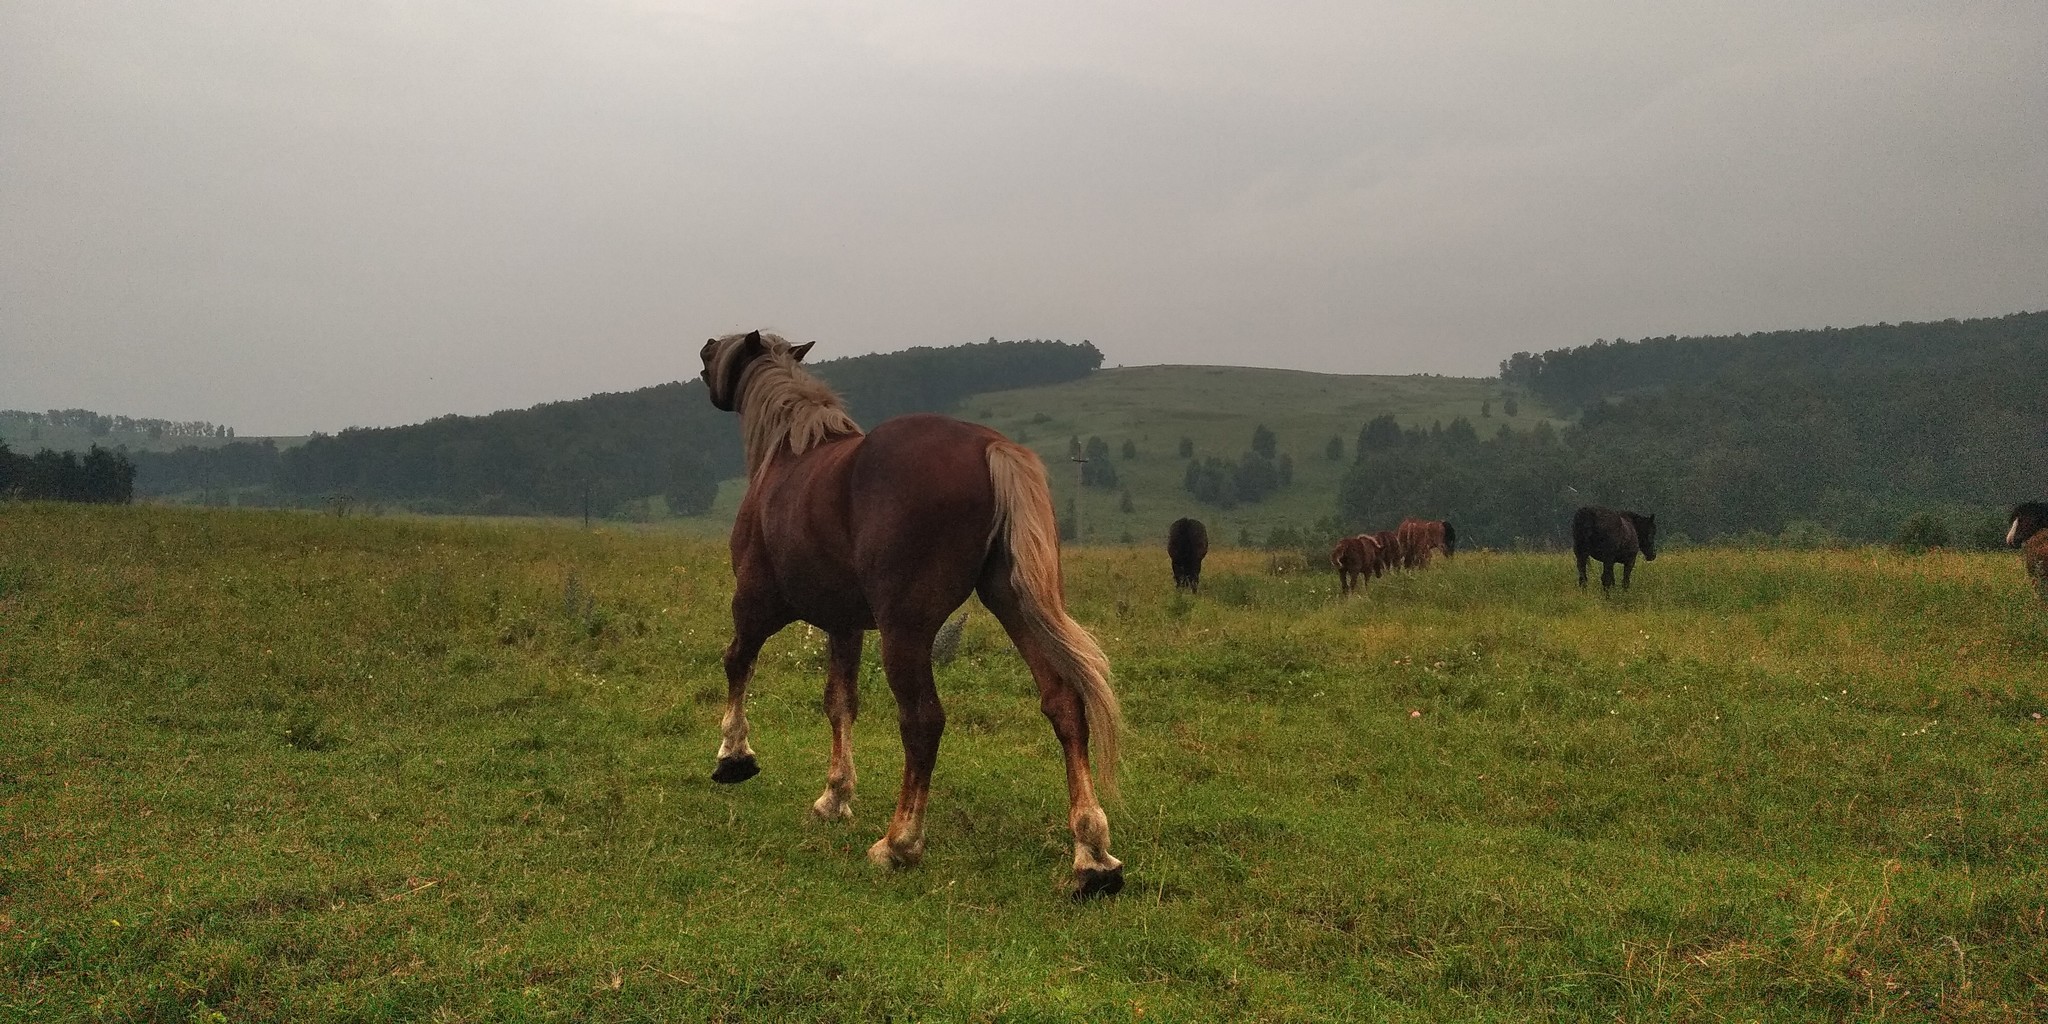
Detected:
[{"left": 984, "top": 440, "right": 1123, "bottom": 795}]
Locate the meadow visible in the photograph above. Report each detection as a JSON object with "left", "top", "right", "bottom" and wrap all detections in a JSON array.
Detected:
[{"left": 2, "top": 503, "right": 2044, "bottom": 1022}]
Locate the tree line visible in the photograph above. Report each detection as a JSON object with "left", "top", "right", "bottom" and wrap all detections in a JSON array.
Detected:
[
  {"left": 1349, "top": 312, "right": 2048, "bottom": 547},
  {"left": 130, "top": 338, "right": 1103, "bottom": 517},
  {"left": 0, "top": 442, "right": 136, "bottom": 503}
]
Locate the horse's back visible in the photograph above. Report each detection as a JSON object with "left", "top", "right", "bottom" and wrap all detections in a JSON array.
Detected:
[{"left": 1573, "top": 506, "right": 1636, "bottom": 560}]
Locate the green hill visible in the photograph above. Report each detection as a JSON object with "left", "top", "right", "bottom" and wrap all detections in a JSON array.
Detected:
[{"left": 689, "top": 365, "right": 1555, "bottom": 546}]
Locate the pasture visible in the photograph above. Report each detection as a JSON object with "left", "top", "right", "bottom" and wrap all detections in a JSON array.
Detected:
[{"left": 3, "top": 504, "right": 2044, "bottom": 1021}]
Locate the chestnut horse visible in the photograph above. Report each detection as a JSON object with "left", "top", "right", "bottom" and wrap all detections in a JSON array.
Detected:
[
  {"left": 699, "top": 331, "right": 1126, "bottom": 898},
  {"left": 1395, "top": 518, "right": 1456, "bottom": 569},
  {"left": 1370, "top": 529, "right": 1402, "bottom": 576},
  {"left": 2009, "top": 502, "right": 2048, "bottom": 599},
  {"left": 1331, "top": 534, "right": 1382, "bottom": 596}
]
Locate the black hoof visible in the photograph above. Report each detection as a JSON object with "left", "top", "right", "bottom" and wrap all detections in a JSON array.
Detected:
[
  {"left": 1071, "top": 866, "right": 1125, "bottom": 901},
  {"left": 710, "top": 755, "right": 760, "bottom": 784}
]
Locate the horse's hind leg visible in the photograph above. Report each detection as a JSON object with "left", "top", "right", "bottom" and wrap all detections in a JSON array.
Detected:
[
  {"left": 979, "top": 576, "right": 1122, "bottom": 899},
  {"left": 1622, "top": 558, "right": 1635, "bottom": 590},
  {"left": 712, "top": 591, "right": 789, "bottom": 784},
  {"left": 811, "top": 629, "right": 863, "bottom": 821},
  {"left": 1576, "top": 553, "right": 1589, "bottom": 588},
  {"left": 869, "top": 624, "right": 945, "bottom": 869},
  {"left": 1600, "top": 561, "right": 1616, "bottom": 591}
]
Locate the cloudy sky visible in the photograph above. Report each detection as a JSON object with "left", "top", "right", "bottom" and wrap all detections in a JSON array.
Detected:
[{"left": 4, "top": 1, "right": 2043, "bottom": 434}]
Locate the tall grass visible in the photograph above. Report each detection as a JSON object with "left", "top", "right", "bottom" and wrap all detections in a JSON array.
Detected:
[{"left": 2, "top": 504, "right": 2042, "bottom": 1021}]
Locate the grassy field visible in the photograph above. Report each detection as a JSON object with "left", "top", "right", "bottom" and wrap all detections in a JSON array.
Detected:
[
  {"left": 3, "top": 503, "right": 2045, "bottom": 1022},
  {"left": 691, "top": 365, "right": 1562, "bottom": 545}
]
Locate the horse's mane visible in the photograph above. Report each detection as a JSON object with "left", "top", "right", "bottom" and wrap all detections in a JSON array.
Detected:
[{"left": 725, "top": 333, "right": 863, "bottom": 478}]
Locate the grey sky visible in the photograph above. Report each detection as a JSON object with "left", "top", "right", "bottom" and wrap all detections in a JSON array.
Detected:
[{"left": 4, "top": 1, "right": 2043, "bottom": 435}]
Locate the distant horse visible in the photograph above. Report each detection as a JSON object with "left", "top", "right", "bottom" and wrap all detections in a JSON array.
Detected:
[
  {"left": 2008, "top": 502, "right": 2048, "bottom": 598},
  {"left": 1573, "top": 506, "right": 1657, "bottom": 591},
  {"left": 699, "top": 331, "right": 1126, "bottom": 898},
  {"left": 1331, "top": 535, "right": 1382, "bottom": 596},
  {"left": 1167, "top": 518, "right": 1209, "bottom": 593},
  {"left": 1370, "top": 530, "right": 1402, "bottom": 576},
  {"left": 1395, "top": 518, "right": 1456, "bottom": 569}
]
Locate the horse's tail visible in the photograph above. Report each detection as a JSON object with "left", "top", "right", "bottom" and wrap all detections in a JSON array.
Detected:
[
  {"left": 984, "top": 440, "right": 1123, "bottom": 795},
  {"left": 1441, "top": 521, "right": 1457, "bottom": 557}
]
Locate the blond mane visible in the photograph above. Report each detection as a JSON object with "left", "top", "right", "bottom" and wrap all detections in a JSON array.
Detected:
[{"left": 725, "top": 333, "right": 863, "bottom": 477}]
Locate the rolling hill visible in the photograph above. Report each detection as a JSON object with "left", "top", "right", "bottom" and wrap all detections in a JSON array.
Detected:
[{"left": 695, "top": 365, "right": 1555, "bottom": 547}]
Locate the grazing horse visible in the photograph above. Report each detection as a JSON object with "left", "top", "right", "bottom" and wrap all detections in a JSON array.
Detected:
[
  {"left": 1167, "top": 517, "right": 1209, "bottom": 593},
  {"left": 2008, "top": 502, "right": 2048, "bottom": 598},
  {"left": 1370, "top": 529, "right": 1402, "bottom": 577},
  {"left": 1573, "top": 506, "right": 1657, "bottom": 591},
  {"left": 698, "top": 331, "right": 1126, "bottom": 899},
  {"left": 1331, "top": 534, "right": 1382, "bottom": 596},
  {"left": 1395, "top": 518, "right": 1456, "bottom": 569}
]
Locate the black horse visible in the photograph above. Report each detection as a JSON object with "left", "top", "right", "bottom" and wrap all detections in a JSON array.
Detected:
[
  {"left": 1573, "top": 506, "right": 1657, "bottom": 591},
  {"left": 1167, "top": 518, "right": 1209, "bottom": 593}
]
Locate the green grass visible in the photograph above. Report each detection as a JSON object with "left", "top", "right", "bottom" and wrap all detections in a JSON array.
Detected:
[
  {"left": 3, "top": 503, "right": 2044, "bottom": 1021},
  {"left": 690, "top": 365, "right": 1560, "bottom": 544}
]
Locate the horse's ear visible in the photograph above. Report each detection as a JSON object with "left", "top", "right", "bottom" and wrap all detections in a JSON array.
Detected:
[
  {"left": 791, "top": 341, "right": 815, "bottom": 362},
  {"left": 743, "top": 330, "right": 764, "bottom": 352}
]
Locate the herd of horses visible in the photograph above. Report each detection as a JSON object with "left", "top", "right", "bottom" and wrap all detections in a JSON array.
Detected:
[{"left": 695, "top": 331, "right": 2048, "bottom": 900}]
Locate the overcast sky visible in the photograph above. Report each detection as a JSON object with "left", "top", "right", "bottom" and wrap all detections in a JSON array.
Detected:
[{"left": 3, "top": 2, "right": 2043, "bottom": 434}]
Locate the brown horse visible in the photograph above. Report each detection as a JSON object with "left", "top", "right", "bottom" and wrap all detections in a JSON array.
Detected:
[
  {"left": 1331, "top": 534, "right": 1382, "bottom": 596},
  {"left": 2009, "top": 502, "right": 2048, "bottom": 599},
  {"left": 699, "top": 331, "right": 1126, "bottom": 898},
  {"left": 1370, "top": 529, "right": 1402, "bottom": 576},
  {"left": 1395, "top": 518, "right": 1456, "bottom": 569}
]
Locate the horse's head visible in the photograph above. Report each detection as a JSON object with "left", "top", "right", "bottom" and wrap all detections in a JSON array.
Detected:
[
  {"left": 2009, "top": 502, "right": 2048, "bottom": 548},
  {"left": 1634, "top": 513, "right": 1658, "bottom": 560},
  {"left": 700, "top": 330, "right": 814, "bottom": 412}
]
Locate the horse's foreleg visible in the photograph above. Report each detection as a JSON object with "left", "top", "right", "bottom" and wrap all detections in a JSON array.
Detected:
[
  {"left": 812, "top": 629, "right": 863, "bottom": 821},
  {"left": 869, "top": 629, "right": 943, "bottom": 869},
  {"left": 1600, "top": 561, "right": 1616, "bottom": 591},
  {"left": 1622, "top": 557, "right": 1635, "bottom": 589},
  {"left": 712, "top": 596, "right": 784, "bottom": 784},
  {"left": 1577, "top": 553, "right": 1589, "bottom": 588}
]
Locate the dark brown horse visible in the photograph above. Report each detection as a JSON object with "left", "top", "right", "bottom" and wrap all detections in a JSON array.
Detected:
[
  {"left": 2008, "top": 502, "right": 2048, "bottom": 599},
  {"left": 1167, "top": 517, "right": 1209, "bottom": 593},
  {"left": 1573, "top": 505, "right": 1657, "bottom": 590},
  {"left": 699, "top": 331, "right": 1126, "bottom": 898},
  {"left": 1394, "top": 518, "right": 1456, "bottom": 569},
  {"left": 1331, "top": 534, "right": 1382, "bottom": 596}
]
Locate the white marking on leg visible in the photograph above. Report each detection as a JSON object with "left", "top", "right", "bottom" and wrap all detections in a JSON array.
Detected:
[
  {"left": 716, "top": 702, "right": 753, "bottom": 761},
  {"left": 1070, "top": 803, "right": 1122, "bottom": 875},
  {"left": 2009, "top": 518, "right": 2021, "bottom": 546}
]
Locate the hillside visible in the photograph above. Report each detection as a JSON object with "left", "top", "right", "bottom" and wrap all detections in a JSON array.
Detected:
[{"left": 949, "top": 365, "right": 1552, "bottom": 546}]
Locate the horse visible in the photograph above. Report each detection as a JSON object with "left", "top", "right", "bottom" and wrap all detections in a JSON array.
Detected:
[
  {"left": 1394, "top": 518, "right": 1456, "bottom": 569},
  {"left": 1573, "top": 506, "right": 1657, "bottom": 591},
  {"left": 2008, "top": 502, "right": 2048, "bottom": 598},
  {"left": 698, "top": 331, "right": 1126, "bottom": 899},
  {"left": 1370, "top": 529, "right": 1402, "bottom": 576},
  {"left": 1167, "top": 517, "right": 1209, "bottom": 593},
  {"left": 1331, "top": 534, "right": 1382, "bottom": 596}
]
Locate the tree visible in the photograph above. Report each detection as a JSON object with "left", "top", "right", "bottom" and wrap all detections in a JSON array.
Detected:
[
  {"left": 1356, "top": 414, "right": 1402, "bottom": 453},
  {"left": 1118, "top": 490, "right": 1135, "bottom": 514},
  {"left": 1251, "top": 424, "right": 1276, "bottom": 458},
  {"left": 1121, "top": 438, "right": 1137, "bottom": 460},
  {"left": 1324, "top": 435, "right": 1343, "bottom": 461},
  {"left": 1178, "top": 436, "right": 1194, "bottom": 458},
  {"left": 1503, "top": 395, "right": 1520, "bottom": 417},
  {"left": 1481, "top": 399, "right": 1492, "bottom": 418}
]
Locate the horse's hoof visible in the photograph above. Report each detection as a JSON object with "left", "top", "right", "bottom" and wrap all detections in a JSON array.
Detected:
[
  {"left": 810, "top": 793, "right": 853, "bottom": 821},
  {"left": 867, "top": 837, "right": 923, "bottom": 870},
  {"left": 711, "top": 755, "right": 760, "bottom": 784},
  {"left": 1071, "top": 865, "right": 1125, "bottom": 901}
]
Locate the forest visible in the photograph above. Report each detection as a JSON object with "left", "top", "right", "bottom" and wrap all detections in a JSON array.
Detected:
[
  {"left": 130, "top": 338, "right": 1103, "bottom": 516},
  {"left": 0, "top": 441, "right": 135, "bottom": 504},
  {"left": 1345, "top": 312, "right": 2047, "bottom": 547}
]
